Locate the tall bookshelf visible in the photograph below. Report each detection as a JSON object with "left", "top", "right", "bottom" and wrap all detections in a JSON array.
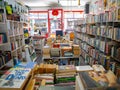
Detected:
[
  {"left": 0, "top": 0, "right": 29, "bottom": 68},
  {"left": 74, "top": 0, "right": 120, "bottom": 76}
]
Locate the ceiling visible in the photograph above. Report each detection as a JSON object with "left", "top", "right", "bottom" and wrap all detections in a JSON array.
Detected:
[{"left": 18, "top": 0, "right": 91, "bottom": 8}]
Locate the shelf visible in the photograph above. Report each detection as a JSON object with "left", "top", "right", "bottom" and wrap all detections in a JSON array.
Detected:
[
  {"left": 43, "top": 56, "right": 80, "bottom": 60},
  {"left": 9, "top": 34, "right": 23, "bottom": 38},
  {"left": 11, "top": 49, "right": 17, "bottom": 53},
  {"left": 0, "top": 59, "right": 13, "bottom": 69},
  {"left": 77, "top": 31, "right": 96, "bottom": 37},
  {"left": 0, "top": 64, "right": 5, "bottom": 69},
  {"left": 81, "top": 47, "right": 94, "bottom": 59},
  {"left": 77, "top": 31, "right": 120, "bottom": 43},
  {"left": 87, "top": 23, "right": 96, "bottom": 25},
  {"left": 76, "top": 37, "right": 95, "bottom": 48},
  {"left": 75, "top": 30, "right": 81, "bottom": 33},
  {"left": 30, "top": 51, "right": 35, "bottom": 56},
  {"left": 6, "top": 20, "right": 21, "bottom": 23},
  {"left": 11, "top": 46, "right": 24, "bottom": 53},
  {"left": 33, "top": 57, "right": 37, "bottom": 62},
  {"left": 0, "top": 42, "right": 9, "bottom": 46},
  {"left": 112, "top": 39, "right": 120, "bottom": 43},
  {"left": 111, "top": 57, "right": 120, "bottom": 63},
  {"left": 32, "top": 36, "right": 46, "bottom": 39},
  {"left": 0, "top": 22, "right": 5, "bottom": 25}
]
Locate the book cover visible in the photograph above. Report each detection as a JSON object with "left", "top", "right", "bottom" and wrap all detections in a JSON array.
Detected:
[{"left": 0, "top": 33, "right": 7, "bottom": 43}]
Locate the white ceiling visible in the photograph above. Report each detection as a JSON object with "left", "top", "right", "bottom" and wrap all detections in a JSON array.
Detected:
[{"left": 17, "top": 0, "right": 91, "bottom": 7}]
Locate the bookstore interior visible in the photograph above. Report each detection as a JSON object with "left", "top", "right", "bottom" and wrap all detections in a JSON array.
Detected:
[{"left": 0, "top": 0, "right": 120, "bottom": 90}]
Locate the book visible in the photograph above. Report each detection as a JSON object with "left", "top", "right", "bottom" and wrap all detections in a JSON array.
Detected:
[
  {"left": 0, "top": 34, "right": 3, "bottom": 44},
  {"left": 76, "top": 65, "right": 93, "bottom": 72},
  {"left": 0, "top": 33, "right": 7, "bottom": 43}
]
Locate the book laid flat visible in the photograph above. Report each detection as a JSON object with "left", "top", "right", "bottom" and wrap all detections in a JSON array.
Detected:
[
  {"left": 38, "top": 86, "right": 75, "bottom": 90},
  {"left": 0, "top": 68, "right": 31, "bottom": 89},
  {"left": 76, "top": 65, "right": 93, "bottom": 72}
]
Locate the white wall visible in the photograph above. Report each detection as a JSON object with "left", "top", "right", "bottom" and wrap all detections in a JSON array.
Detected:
[{"left": 29, "top": 6, "right": 84, "bottom": 11}]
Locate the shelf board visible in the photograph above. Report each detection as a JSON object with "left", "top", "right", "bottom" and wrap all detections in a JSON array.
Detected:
[
  {"left": 0, "top": 59, "right": 13, "bottom": 69},
  {"left": 112, "top": 39, "right": 120, "bottom": 43},
  {"left": 33, "top": 57, "right": 37, "bottom": 62},
  {"left": 7, "top": 20, "right": 20, "bottom": 23},
  {"left": 9, "top": 35, "right": 15, "bottom": 38},
  {"left": 81, "top": 48, "right": 93, "bottom": 58},
  {"left": 43, "top": 56, "right": 79, "bottom": 60},
  {"left": 78, "top": 31, "right": 120, "bottom": 43},
  {"left": 76, "top": 37, "right": 95, "bottom": 48},
  {"left": 87, "top": 23, "right": 96, "bottom": 25},
  {"left": 111, "top": 57, "right": 120, "bottom": 63},
  {"left": 0, "top": 64, "right": 5, "bottom": 69},
  {"left": 9, "top": 34, "right": 23, "bottom": 38},
  {"left": 0, "top": 22, "right": 5, "bottom": 24},
  {"left": 30, "top": 51, "right": 35, "bottom": 56},
  {"left": 76, "top": 31, "right": 96, "bottom": 37},
  {"left": 11, "top": 49, "right": 17, "bottom": 53},
  {"left": 11, "top": 46, "right": 24, "bottom": 53},
  {"left": 75, "top": 30, "right": 81, "bottom": 33},
  {"left": 0, "top": 42, "right": 9, "bottom": 46}
]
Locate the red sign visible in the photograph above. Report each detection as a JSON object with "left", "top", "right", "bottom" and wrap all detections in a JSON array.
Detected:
[{"left": 52, "top": 9, "right": 59, "bottom": 16}]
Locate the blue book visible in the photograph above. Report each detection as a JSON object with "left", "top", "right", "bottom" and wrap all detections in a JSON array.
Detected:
[
  {"left": 0, "top": 33, "right": 7, "bottom": 43},
  {"left": 118, "top": 28, "right": 120, "bottom": 40}
]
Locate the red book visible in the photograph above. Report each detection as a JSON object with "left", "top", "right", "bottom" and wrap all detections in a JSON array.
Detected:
[{"left": 0, "top": 34, "right": 3, "bottom": 44}]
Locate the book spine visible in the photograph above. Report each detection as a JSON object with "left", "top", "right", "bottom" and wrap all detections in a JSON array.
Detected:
[{"left": 0, "top": 34, "right": 3, "bottom": 44}]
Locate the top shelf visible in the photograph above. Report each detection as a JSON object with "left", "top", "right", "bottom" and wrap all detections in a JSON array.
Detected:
[{"left": 77, "top": 21, "right": 120, "bottom": 27}]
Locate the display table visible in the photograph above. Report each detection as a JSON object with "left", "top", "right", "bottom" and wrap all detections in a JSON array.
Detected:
[
  {"left": 42, "top": 56, "right": 80, "bottom": 66},
  {"left": 0, "top": 68, "right": 31, "bottom": 90}
]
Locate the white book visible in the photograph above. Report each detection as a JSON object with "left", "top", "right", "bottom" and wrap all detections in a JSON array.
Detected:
[{"left": 76, "top": 65, "right": 93, "bottom": 72}]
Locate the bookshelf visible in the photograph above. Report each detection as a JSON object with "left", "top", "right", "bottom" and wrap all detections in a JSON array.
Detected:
[
  {"left": 0, "top": 0, "right": 29, "bottom": 68},
  {"left": 74, "top": 0, "right": 120, "bottom": 75}
]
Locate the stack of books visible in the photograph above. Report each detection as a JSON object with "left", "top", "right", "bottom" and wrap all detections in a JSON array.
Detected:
[
  {"left": 34, "top": 74, "right": 54, "bottom": 87},
  {"left": 55, "top": 65, "right": 76, "bottom": 86}
]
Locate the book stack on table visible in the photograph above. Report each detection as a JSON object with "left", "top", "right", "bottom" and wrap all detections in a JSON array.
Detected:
[{"left": 55, "top": 65, "right": 76, "bottom": 86}]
